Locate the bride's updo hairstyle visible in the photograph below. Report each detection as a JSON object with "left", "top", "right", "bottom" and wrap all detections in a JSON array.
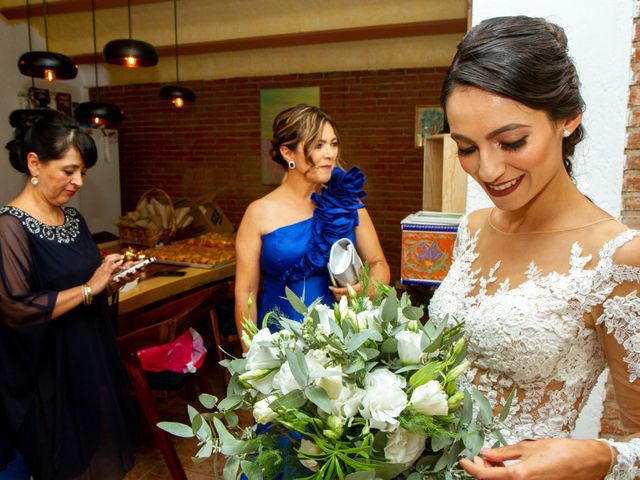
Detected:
[
  {"left": 440, "top": 15, "right": 585, "bottom": 177},
  {"left": 270, "top": 104, "right": 342, "bottom": 169},
  {"left": 6, "top": 111, "right": 97, "bottom": 175}
]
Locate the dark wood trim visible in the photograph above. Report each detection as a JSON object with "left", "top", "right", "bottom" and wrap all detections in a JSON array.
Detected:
[
  {"left": 70, "top": 18, "right": 467, "bottom": 64},
  {"left": 0, "top": 0, "right": 166, "bottom": 20}
]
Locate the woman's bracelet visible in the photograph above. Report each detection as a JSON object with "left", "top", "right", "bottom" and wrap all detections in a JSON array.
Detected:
[
  {"left": 81, "top": 283, "right": 93, "bottom": 306},
  {"left": 595, "top": 438, "right": 616, "bottom": 477}
]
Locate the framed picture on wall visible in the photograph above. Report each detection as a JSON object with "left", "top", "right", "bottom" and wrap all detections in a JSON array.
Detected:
[
  {"left": 260, "top": 87, "right": 320, "bottom": 185},
  {"left": 415, "top": 105, "right": 444, "bottom": 148}
]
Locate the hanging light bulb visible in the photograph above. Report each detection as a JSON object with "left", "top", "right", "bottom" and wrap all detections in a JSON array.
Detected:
[
  {"left": 17, "top": 0, "right": 78, "bottom": 81},
  {"left": 103, "top": 0, "right": 158, "bottom": 67},
  {"left": 74, "top": 0, "right": 124, "bottom": 128},
  {"left": 157, "top": 0, "right": 195, "bottom": 108}
]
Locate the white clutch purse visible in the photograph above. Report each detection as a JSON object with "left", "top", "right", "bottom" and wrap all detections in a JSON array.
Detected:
[{"left": 327, "top": 238, "right": 363, "bottom": 287}]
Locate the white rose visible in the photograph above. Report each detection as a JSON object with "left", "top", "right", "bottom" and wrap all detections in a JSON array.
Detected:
[
  {"left": 245, "top": 329, "right": 280, "bottom": 370},
  {"left": 384, "top": 427, "right": 425, "bottom": 466},
  {"left": 253, "top": 395, "right": 278, "bottom": 424},
  {"left": 395, "top": 330, "right": 425, "bottom": 365},
  {"left": 332, "top": 382, "right": 365, "bottom": 419},
  {"left": 298, "top": 439, "right": 322, "bottom": 472},
  {"left": 314, "top": 304, "right": 334, "bottom": 332},
  {"left": 360, "top": 369, "right": 408, "bottom": 431},
  {"left": 410, "top": 380, "right": 449, "bottom": 416},
  {"left": 305, "top": 349, "right": 343, "bottom": 400},
  {"left": 272, "top": 362, "right": 302, "bottom": 395}
]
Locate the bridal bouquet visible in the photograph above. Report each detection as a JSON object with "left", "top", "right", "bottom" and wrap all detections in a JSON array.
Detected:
[{"left": 159, "top": 284, "right": 512, "bottom": 479}]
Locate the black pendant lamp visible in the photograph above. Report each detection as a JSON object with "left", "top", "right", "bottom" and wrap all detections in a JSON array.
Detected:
[
  {"left": 74, "top": 0, "right": 123, "bottom": 128},
  {"left": 18, "top": 0, "right": 78, "bottom": 81},
  {"left": 158, "top": 0, "right": 195, "bottom": 108},
  {"left": 103, "top": 0, "right": 158, "bottom": 67}
]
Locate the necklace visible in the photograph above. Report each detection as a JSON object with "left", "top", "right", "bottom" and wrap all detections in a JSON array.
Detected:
[{"left": 487, "top": 208, "right": 616, "bottom": 235}]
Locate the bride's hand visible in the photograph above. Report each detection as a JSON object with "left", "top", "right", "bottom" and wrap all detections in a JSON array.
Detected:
[{"left": 459, "top": 438, "right": 612, "bottom": 480}]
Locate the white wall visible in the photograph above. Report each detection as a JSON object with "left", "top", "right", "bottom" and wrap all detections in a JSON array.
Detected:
[
  {"left": 0, "top": 20, "right": 92, "bottom": 205},
  {"left": 469, "top": 0, "right": 634, "bottom": 440}
]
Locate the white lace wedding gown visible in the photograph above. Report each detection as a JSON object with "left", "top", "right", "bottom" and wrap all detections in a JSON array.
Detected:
[{"left": 429, "top": 210, "right": 640, "bottom": 479}]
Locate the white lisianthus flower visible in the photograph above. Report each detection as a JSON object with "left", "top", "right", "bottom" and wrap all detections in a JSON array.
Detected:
[
  {"left": 245, "top": 329, "right": 280, "bottom": 370},
  {"left": 360, "top": 369, "right": 408, "bottom": 431},
  {"left": 384, "top": 427, "right": 426, "bottom": 466},
  {"left": 272, "top": 362, "right": 302, "bottom": 395},
  {"left": 395, "top": 330, "right": 425, "bottom": 365},
  {"left": 305, "top": 349, "right": 343, "bottom": 400},
  {"left": 248, "top": 371, "right": 277, "bottom": 395},
  {"left": 410, "top": 380, "right": 449, "bottom": 416},
  {"left": 332, "top": 382, "right": 365, "bottom": 419},
  {"left": 298, "top": 439, "right": 322, "bottom": 472},
  {"left": 314, "top": 304, "right": 333, "bottom": 333},
  {"left": 253, "top": 395, "right": 278, "bottom": 424}
]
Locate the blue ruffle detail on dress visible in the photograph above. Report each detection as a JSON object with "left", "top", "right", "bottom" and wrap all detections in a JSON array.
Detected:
[{"left": 280, "top": 167, "right": 365, "bottom": 284}]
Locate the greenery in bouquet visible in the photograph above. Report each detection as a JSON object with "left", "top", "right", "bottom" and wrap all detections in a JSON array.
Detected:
[{"left": 159, "top": 280, "right": 513, "bottom": 480}]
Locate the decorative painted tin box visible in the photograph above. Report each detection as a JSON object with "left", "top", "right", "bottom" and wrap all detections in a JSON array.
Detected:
[{"left": 400, "top": 211, "right": 463, "bottom": 286}]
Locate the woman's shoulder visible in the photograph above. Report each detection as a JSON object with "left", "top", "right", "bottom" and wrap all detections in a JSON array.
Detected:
[{"left": 464, "top": 208, "right": 491, "bottom": 233}]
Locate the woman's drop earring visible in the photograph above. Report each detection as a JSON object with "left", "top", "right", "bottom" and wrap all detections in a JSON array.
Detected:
[
  {"left": 288, "top": 160, "right": 296, "bottom": 170},
  {"left": 30, "top": 176, "right": 39, "bottom": 185},
  {"left": 562, "top": 129, "right": 571, "bottom": 138}
]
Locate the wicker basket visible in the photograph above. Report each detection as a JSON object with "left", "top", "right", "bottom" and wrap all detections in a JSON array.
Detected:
[{"left": 118, "top": 189, "right": 177, "bottom": 247}]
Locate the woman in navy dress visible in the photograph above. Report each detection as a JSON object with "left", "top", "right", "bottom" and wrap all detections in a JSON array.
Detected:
[
  {"left": 0, "top": 113, "right": 135, "bottom": 479},
  {"left": 235, "top": 104, "right": 390, "bottom": 333}
]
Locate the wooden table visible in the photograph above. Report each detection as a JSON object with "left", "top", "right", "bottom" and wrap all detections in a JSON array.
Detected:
[{"left": 118, "top": 261, "right": 236, "bottom": 315}]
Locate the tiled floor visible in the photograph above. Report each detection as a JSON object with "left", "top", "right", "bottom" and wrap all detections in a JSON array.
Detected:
[{"left": 123, "top": 363, "right": 230, "bottom": 480}]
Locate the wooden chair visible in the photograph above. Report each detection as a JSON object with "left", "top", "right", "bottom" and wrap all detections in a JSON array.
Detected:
[
  {"left": 208, "top": 280, "right": 240, "bottom": 386},
  {"left": 116, "top": 287, "right": 217, "bottom": 480}
]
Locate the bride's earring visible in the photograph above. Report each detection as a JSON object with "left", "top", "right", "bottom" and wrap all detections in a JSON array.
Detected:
[
  {"left": 288, "top": 160, "right": 296, "bottom": 170},
  {"left": 30, "top": 176, "right": 39, "bottom": 185},
  {"left": 562, "top": 128, "right": 571, "bottom": 138}
]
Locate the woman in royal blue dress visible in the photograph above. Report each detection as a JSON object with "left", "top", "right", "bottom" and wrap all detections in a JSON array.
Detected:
[{"left": 235, "top": 103, "right": 389, "bottom": 334}]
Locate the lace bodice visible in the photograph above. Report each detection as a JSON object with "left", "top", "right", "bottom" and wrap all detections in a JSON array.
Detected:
[{"left": 429, "top": 214, "right": 640, "bottom": 479}]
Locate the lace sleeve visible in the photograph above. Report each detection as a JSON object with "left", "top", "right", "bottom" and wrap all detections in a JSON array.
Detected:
[
  {"left": 596, "top": 283, "right": 640, "bottom": 478},
  {"left": 0, "top": 214, "right": 57, "bottom": 327}
]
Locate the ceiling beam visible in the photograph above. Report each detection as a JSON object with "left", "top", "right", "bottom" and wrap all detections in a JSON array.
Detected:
[
  {"left": 0, "top": 0, "right": 166, "bottom": 20},
  {"left": 70, "top": 18, "right": 467, "bottom": 64}
]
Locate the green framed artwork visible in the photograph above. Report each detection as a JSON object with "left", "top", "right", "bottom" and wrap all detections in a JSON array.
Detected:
[
  {"left": 260, "top": 87, "right": 320, "bottom": 185},
  {"left": 415, "top": 105, "right": 445, "bottom": 148}
]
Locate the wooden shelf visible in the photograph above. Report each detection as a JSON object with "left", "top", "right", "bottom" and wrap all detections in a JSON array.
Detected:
[{"left": 422, "top": 134, "right": 467, "bottom": 213}]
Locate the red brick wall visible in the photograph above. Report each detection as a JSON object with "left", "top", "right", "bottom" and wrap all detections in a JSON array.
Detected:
[
  {"left": 94, "top": 67, "right": 448, "bottom": 281},
  {"left": 604, "top": 2, "right": 640, "bottom": 441}
]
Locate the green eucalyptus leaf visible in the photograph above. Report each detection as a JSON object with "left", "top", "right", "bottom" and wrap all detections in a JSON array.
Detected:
[
  {"left": 270, "top": 389, "right": 306, "bottom": 410},
  {"left": 195, "top": 441, "right": 213, "bottom": 459},
  {"left": 471, "top": 389, "right": 494, "bottom": 426},
  {"left": 381, "top": 291, "right": 398, "bottom": 323},
  {"left": 431, "top": 430, "right": 453, "bottom": 451},
  {"left": 358, "top": 347, "right": 380, "bottom": 360},
  {"left": 462, "top": 424, "right": 484, "bottom": 457},
  {"left": 286, "top": 349, "right": 309, "bottom": 387},
  {"left": 285, "top": 286, "right": 308, "bottom": 314},
  {"left": 191, "top": 413, "right": 203, "bottom": 435},
  {"left": 198, "top": 393, "right": 218, "bottom": 410},
  {"left": 493, "top": 429, "right": 508, "bottom": 447},
  {"left": 344, "top": 357, "right": 365, "bottom": 374},
  {"left": 187, "top": 404, "right": 199, "bottom": 423},
  {"left": 305, "top": 385, "right": 333, "bottom": 414},
  {"left": 157, "top": 421, "right": 194, "bottom": 438},
  {"left": 222, "top": 455, "right": 240, "bottom": 480},
  {"left": 380, "top": 337, "right": 398, "bottom": 354},
  {"left": 213, "top": 417, "right": 256, "bottom": 456},
  {"left": 402, "top": 305, "right": 423, "bottom": 321},
  {"left": 433, "top": 450, "right": 450, "bottom": 472},
  {"left": 218, "top": 395, "right": 243, "bottom": 412},
  {"left": 459, "top": 390, "right": 473, "bottom": 426},
  {"left": 225, "top": 410, "right": 239, "bottom": 428},
  {"left": 499, "top": 388, "right": 516, "bottom": 423}
]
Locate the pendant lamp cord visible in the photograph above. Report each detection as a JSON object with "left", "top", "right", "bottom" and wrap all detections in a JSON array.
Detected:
[
  {"left": 41, "top": 0, "right": 48, "bottom": 51},
  {"left": 25, "top": 0, "right": 34, "bottom": 88},
  {"left": 127, "top": 0, "right": 132, "bottom": 40},
  {"left": 173, "top": 0, "right": 179, "bottom": 83},
  {"left": 91, "top": 0, "right": 100, "bottom": 99}
]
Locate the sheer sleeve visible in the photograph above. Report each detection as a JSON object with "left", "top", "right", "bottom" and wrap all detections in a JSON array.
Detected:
[
  {"left": 595, "top": 270, "right": 640, "bottom": 479},
  {"left": 0, "top": 214, "right": 57, "bottom": 328}
]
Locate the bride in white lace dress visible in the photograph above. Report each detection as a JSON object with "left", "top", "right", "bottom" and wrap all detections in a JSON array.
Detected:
[{"left": 429, "top": 16, "right": 640, "bottom": 479}]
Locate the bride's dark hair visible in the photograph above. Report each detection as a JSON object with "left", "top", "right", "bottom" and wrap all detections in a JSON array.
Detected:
[
  {"left": 440, "top": 15, "right": 585, "bottom": 176},
  {"left": 6, "top": 111, "right": 97, "bottom": 174}
]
